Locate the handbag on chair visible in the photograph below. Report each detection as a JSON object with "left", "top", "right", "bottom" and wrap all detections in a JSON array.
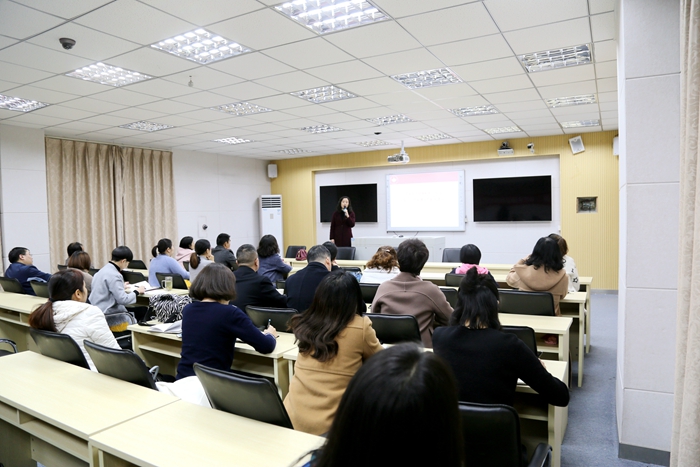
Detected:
[{"left": 149, "top": 294, "right": 192, "bottom": 323}]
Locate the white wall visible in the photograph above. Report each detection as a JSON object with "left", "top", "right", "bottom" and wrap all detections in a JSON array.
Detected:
[
  {"left": 172, "top": 150, "right": 271, "bottom": 252},
  {"left": 315, "top": 156, "right": 560, "bottom": 264},
  {"left": 617, "top": 0, "right": 680, "bottom": 462}
]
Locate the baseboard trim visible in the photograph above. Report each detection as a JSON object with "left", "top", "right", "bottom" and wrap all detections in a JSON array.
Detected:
[
  {"left": 618, "top": 443, "right": 670, "bottom": 466},
  {"left": 591, "top": 289, "right": 618, "bottom": 294}
]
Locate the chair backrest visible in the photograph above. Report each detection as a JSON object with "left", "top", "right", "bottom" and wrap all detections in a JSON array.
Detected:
[
  {"left": 442, "top": 248, "right": 461, "bottom": 262},
  {"left": 341, "top": 266, "right": 362, "bottom": 273},
  {"left": 194, "top": 363, "right": 293, "bottom": 428},
  {"left": 276, "top": 279, "right": 286, "bottom": 290},
  {"left": 359, "top": 283, "right": 379, "bottom": 303},
  {"left": 459, "top": 402, "right": 526, "bottom": 467},
  {"left": 57, "top": 264, "right": 68, "bottom": 271},
  {"left": 336, "top": 246, "right": 356, "bottom": 260},
  {"left": 366, "top": 314, "right": 421, "bottom": 344},
  {"left": 84, "top": 340, "right": 158, "bottom": 390},
  {"left": 122, "top": 270, "right": 147, "bottom": 284},
  {"left": 183, "top": 261, "right": 190, "bottom": 271},
  {"left": 155, "top": 272, "right": 188, "bottom": 290},
  {"left": 0, "top": 276, "right": 25, "bottom": 294},
  {"left": 284, "top": 245, "right": 306, "bottom": 259},
  {"left": 88, "top": 268, "right": 100, "bottom": 276},
  {"left": 501, "top": 326, "right": 538, "bottom": 355},
  {"left": 445, "top": 273, "right": 463, "bottom": 287},
  {"left": 29, "top": 280, "right": 49, "bottom": 298},
  {"left": 29, "top": 328, "right": 90, "bottom": 369},
  {"left": 245, "top": 306, "right": 297, "bottom": 332},
  {"left": 440, "top": 287, "right": 458, "bottom": 308},
  {"left": 498, "top": 289, "right": 555, "bottom": 316},
  {"left": 128, "top": 259, "right": 147, "bottom": 270},
  {"left": 0, "top": 338, "right": 18, "bottom": 357}
]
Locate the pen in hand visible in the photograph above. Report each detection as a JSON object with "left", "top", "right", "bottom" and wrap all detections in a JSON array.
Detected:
[{"left": 264, "top": 319, "right": 279, "bottom": 338}]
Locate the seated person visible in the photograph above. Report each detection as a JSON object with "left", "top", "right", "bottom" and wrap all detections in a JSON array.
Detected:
[
  {"left": 5, "top": 247, "right": 51, "bottom": 295},
  {"left": 450, "top": 243, "right": 494, "bottom": 280},
  {"left": 148, "top": 238, "right": 190, "bottom": 287},
  {"left": 65, "top": 241, "right": 84, "bottom": 264},
  {"left": 176, "top": 263, "right": 277, "bottom": 379},
  {"left": 231, "top": 244, "right": 287, "bottom": 311},
  {"left": 211, "top": 233, "right": 238, "bottom": 271},
  {"left": 360, "top": 246, "right": 399, "bottom": 284},
  {"left": 372, "top": 239, "right": 452, "bottom": 347},
  {"left": 175, "top": 236, "right": 194, "bottom": 267},
  {"left": 67, "top": 251, "right": 93, "bottom": 293},
  {"left": 322, "top": 241, "right": 341, "bottom": 271},
  {"left": 433, "top": 268, "right": 570, "bottom": 408},
  {"left": 285, "top": 245, "right": 331, "bottom": 312},
  {"left": 29, "top": 269, "right": 120, "bottom": 371},
  {"left": 89, "top": 246, "right": 146, "bottom": 330},
  {"left": 188, "top": 239, "right": 215, "bottom": 283},
  {"left": 548, "top": 233, "right": 580, "bottom": 293},
  {"left": 257, "top": 234, "right": 291, "bottom": 283},
  {"left": 284, "top": 271, "right": 383, "bottom": 435}
]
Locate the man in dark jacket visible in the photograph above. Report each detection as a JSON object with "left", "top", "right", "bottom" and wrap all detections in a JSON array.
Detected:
[
  {"left": 285, "top": 245, "right": 331, "bottom": 312},
  {"left": 231, "top": 244, "right": 287, "bottom": 311},
  {"left": 212, "top": 233, "right": 238, "bottom": 271},
  {"left": 5, "top": 247, "right": 52, "bottom": 295}
]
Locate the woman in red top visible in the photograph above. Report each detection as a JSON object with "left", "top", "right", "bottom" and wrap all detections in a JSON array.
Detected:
[{"left": 329, "top": 196, "right": 355, "bottom": 247}]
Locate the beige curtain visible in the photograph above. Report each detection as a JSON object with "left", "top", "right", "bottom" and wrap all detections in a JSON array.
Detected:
[
  {"left": 116, "top": 147, "right": 178, "bottom": 264},
  {"left": 672, "top": 2, "right": 700, "bottom": 466},
  {"left": 45, "top": 138, "right": 119, "bottom": 270}
]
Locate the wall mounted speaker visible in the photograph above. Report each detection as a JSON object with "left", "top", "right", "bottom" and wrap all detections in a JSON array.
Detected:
[
  {"left": 569, "top": 136, "right": 585, "bottom": 155},
  {"left": 268, "top": 164, "right": 278, "bottom": 179}
]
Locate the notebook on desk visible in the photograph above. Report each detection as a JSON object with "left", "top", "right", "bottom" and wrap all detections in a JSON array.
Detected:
[{"left": 149, "top": 321, "right": 182, "bottom": 334}]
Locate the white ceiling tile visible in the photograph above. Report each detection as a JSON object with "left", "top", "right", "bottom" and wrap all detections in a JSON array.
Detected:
[
  {"left": 138, "top": 0, "right": 263, "bottom": 27},
  {"left": 601, "top": 110, "right": 617, "bottom": 119},
  {"left": 0, "top": 120, "right": 45, "bottom": 128},
  {"left": 128, "top": 78, "right": 200, "bottom": 99},
  {"left": 397, "top": 3, "right": 498, "bottom": 47},
  {"left": 370, "top": 0, "right": 471, "bottom": 18},
  {"left": 31, "top": 75, "right": 112, "bottom": 97},
  {"left": 589, "top": 0, "right": 616, "bottom": 14},
  {"left": 504, "top": 109, "right": 554, "bottom": 120},
  {"left": 463, "top": 113, "right": 515, "bottom": 125},
  {"left": 0, "top": 109, "right": 23, "bottom": 120},
  {"left": 387, "top": 101, "right": 442, "bottom": 114},
  {"left": 160, "top": 67, "right": 243, "bottom": 90},
  {"left": 183, "top": 109, "right": 236, "bottom": 122},
  {"left": 528, "top": 64, "right": 596, "bottom": 87},
  {"left": 413, "top": 83, "right": 478, "bottom": 100},
  {"left": 526, "top": 129, "right": 563, "bottom": 136},
  {"left": 13, "top": 1, "right": 115, "bottom": 19},
  {"left": 598, "top": 91, "right": 617, "bottom": 102},
  {"left": 0, "top": 61, "right": 54, "bottom": 85},
  {"left": 596, "top": 77, "right": 617, "bottom": 92},
  {"left": 0, "top": 35, "right": 19, "bottom": 49},
  {"left": 80, "top": 114, "right": 135, "bottom": 127},
  {"left": 212, "top": 81, "right": 280, "bottom": 100},
  {"left": 0, "top": 43, "right": 93, "bottom": 74},
  {"left": 27, "top": 23, "right": 141, "bottom": 62},
  {"left": 257, "top": 71, "right": 328, "bottom": 93},
  {"left": 344, "top": 107, "right": 394, "bottom": 119},
  {"left": 599, "top": 101, "right": 618, "bottom": 112},
  {"left": 324, "top": 21, "right": 422, "bottom": 59},
  {"left": 107, "top": 107, "right": 168, "bottom": 121},
  {"left": 209, "top": 52, "right": 295, "bottom": 81},
  {"left": 367, "top": 91, "right": 424, "bottom": 106},
  {"left": 450, "top": 57, "right": 525, "bottom": 82},
  {"left": 469, "top": 74, "right": 534, "bottom": 95},
  {"left": 2, "top": 85, "right": 77, "bottom": 104},
  {"left": 280, "top": 105, "right": 335, "bottom": 118},
  {"left": 563, "top": 126, "right": 601, "bottom": 134},
  {"left": 0, "top": 2, "right": 64, "bottom": 39},
  {"left": 428, "top": 35, "right": 516, "bottom": 67},
  {"left": 594, "top": 40, "right": 617, "bottom": 62},
  {"left": 550, "top": 103, "right": 600, "bottom": 116},
  {"left": 90, "top": 88, "right": 163, "bottom": 106},
  {"left": 432, "top": 95, "right": 491, "bottom": 109},
  {"left": 601, "top": 119, "right": 618, "bottom": 130},
  {"left": 109, "top": 48, "right": 199, "bottom": 77},
  {"left": 495, "top": 100, "right": 548, "bottom": 112},
  {"left": 262, "top": 38, "right": 354, "bottom": 70},
  {"left": 591, "top": 12, "right": 616, "bottom": 42},
  {"left": 61, "top": 96, "right": 128, "bottom": 113},
  {"left": 484, "top": 0, "right": 589, "bottom": 31},
  {"left": 519, "top": 123, "right": 562, "bottom": 131},
  {"left": 483, "top": 88, "right": 542, "bottom": 104},
  {"left": 23, "top": 104, "right": 96, "bottom": 120},
  {"left": 307, "top": 61, "right": 384, "bottom": 84},
  {"left": 595, "top": 61, "right": 617, "bottom": 79},
  {"left": 0, "top": 80, "right": 20, "bottom": 93},
  {"left": 362, "top": 48, "right": 444, "bottom": 76},
  {"left": 136, "top": 99, "right": 201, "bottom": 115},
  {"left": 6, "top": 112, "right": 76, "bottom": 127},
  {"left": 171, "top": 90, "right": 235, "bottom": 107},
  {"left": 556, "top": 112, "right": 600, "bottom": 122},
  {"left": 504, "top": 18, "right": 592, "bottom": 55},
  {"left": 339, "top": 77, "right": 407, "bottom": 96},
  {"left": 321, "top": 97, "right": 382, "bottom": 112},
  {"left": 513, "top": 117, "right": 559, "bottom": 126},
  {"left": 537, "top": 80, "right": 597, "bottom": 99},
  {"left": 247, "top": 93, "right": 315, "bottom": 111}
]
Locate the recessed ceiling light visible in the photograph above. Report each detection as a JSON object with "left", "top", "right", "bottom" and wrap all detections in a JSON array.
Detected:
[
  {"left": 119, "top": 121, "right": 174, "bottom": 132},
  {"left": 0, "top": 94, "right": 49, "bottom": 112},
  {"left": 518, "top": 44, "right": 592, "bottom": 73},
  {"left": 151, "top": 28, "right": 251, "bottom": 64},
  {"left": 354, "top": 140, "right": 390, "bottom": 147},
  {"left": 300, "top": 124, "right": 342, "bottom": 133},
  {"left": 214, "top": 137, "right": 253, "bottom": 144},
  {"left": 546, "top": 94, "right": 597, "bottom": 108},
  {"left": 449, "top": 105, "right": 498, "bottom": 117},
  {"left": 483, "top": 126, "right": 522, "bottom": 135},
  {"left": 561, "top": 119, "right": 600, "bottom": 128},
  {"left": 211, "top": 102, "right": 273, "bottom": 116},
  {"left": 274, "top": 0, "right": 389, "bottom": 35},
  {"left": 66, "top": 62, "right": 152, "bottom": 87},
  {"left": 416, "top": 133, "right": 452, "bottom": 142},
  {"left": 391, "top": 68, "right": 462, "bottom": 89},
  {"left": 277, "top": 148, "right": 313, "bottom": 154},
  {"left": 366, "top": 114, "right": 414, "bottom": 126},
  {"left": 290, "top": 85, "right": 356, "bottom": 104}
]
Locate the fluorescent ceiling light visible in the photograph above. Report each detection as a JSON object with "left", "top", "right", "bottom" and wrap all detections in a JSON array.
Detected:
[
  {"left": 274, "top": 0, "right": 389, "bottom": 35},
  {"left": 278, "top": 148, "right": 312, "bottom": 154},
  {"left": 391, "top": 68, "right": 462, "bottom": 89},
  {"left": 119, "top": 121, "right": 173, "bottom": 132},
  {"left": 449, "top": 105, "right": 498, "bottom": 117},
  {"left": 561, "top": 119, "right": 600, "bottom": 128},
  {"left": 518, "top": 44, "right": 592, "bottom": 73},
  {"left": 300, "top": 124, "right": 342, "bottom": 133},
  {"left": 546, "top": 94, "right": 597, "bottom": 108},
  {"left": 214, "top": 137, "right": 253, "bottom": 144},
  {"left": 211, "top": 102, "right": 273, "bottom": 116},
  {"left": 483, "top": 126, "right": 522, "bottom": 135},
  {"left": 354, "top": 140, "right": 390, "bottom": 147},
  {"left": 151, "top": 28, "right": 251, "bottom": 64},
  {"left": 66, "top": 62, "right": 152, "bottom": 87},
  {"left": 416, "top": 133, "right": 452, "bottom": 142},
  {"left": 0, "top": 94, "right": 49, "bottom": 112},
  {"left": 366, "top": 114, "right": 414, "bottom": 126},
  {"left": 290, "top": 85, "right": 356, "bottom": 103}
]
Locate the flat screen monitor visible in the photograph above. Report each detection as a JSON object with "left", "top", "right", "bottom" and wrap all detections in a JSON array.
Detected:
[
  {"left": 472, "top": 175, "right": 552, "bottom": 222},
  {"left": 319, "top": 184, "right": 378, "bottom": 223}
]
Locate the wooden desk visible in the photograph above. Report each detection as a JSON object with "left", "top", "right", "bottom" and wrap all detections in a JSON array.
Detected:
[
  {"left": 128, "top": 326, "right": 298, "bottom": 398},
  {"left": 89, "top": 400, "right": 323, "bottom": 467},
  {"left": 0, "top": 292, "right": 46, "bottom": 352},
  {"left": 0, "top": 351, "right": 178, "bottom": 467}
]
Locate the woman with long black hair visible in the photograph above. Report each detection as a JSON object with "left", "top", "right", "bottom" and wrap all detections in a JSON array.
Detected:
[{"left": 329, "top": 196, "right": 355, "bottom": 247}]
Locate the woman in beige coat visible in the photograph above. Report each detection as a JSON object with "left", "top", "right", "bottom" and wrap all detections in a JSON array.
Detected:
[{"left": 284, "top": 271, "right": 383, "bottom": 435}]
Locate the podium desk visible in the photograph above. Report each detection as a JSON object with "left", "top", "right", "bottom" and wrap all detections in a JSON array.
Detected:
[
  {"left": 0, "top": 351, "right": 177, "bottom": 467},
  {"left": 0, "top": 292, "right": 47, "bottom": 352},
  {"left": 89, "top": 400, "right": 323, "bottom": 467}
]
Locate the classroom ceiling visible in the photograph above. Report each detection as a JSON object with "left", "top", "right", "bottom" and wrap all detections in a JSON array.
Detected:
[{"left": 0, "top": 0, "right": 618, "bottom": 160}]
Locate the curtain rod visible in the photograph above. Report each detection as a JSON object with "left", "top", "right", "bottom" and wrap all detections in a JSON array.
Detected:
[{"left": 45, "top": 135, "right": 172, "bottom": 154}]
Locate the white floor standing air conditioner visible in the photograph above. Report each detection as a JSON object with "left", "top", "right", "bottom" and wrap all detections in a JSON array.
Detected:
[{"left": 259, "top": 195, "right": 283, "bottom": 248}]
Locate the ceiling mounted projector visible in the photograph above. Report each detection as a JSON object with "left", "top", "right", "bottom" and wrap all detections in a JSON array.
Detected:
[{"left": 388, "top": 141, "right": 410, "bottom": 164}]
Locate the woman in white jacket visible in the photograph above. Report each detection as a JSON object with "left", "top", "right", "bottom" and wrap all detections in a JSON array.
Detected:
[{"left": 29, "top": 269, "right": 120, "bottom": 371}]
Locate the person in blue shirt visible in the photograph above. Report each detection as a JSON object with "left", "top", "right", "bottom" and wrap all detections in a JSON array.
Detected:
[
  {"left": 5, "top": 247, "right": 51, "bottom": 295},
  {"left": 148, "top": 238, "right": 190, "bottom": 287}
]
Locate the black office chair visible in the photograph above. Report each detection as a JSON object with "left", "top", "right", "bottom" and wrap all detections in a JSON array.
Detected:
[
  {"left": 155, "top": 272, "right": 188, "bottom": 290},
  {"left": 88, "top": 268, "right": 100, "bottom": 276},
  {"left": 276, "top": 279, "right": 286, "bottom": 290},
  {"left": 459, "top": 402, "right": 551, "bottom": 467},
  {"left": 440, "top": 287, "right": 458, "bottom": 308},
  {"left": 0, "top": 338, "right": 18, "bottom": 357},
  {"left": 183, "top": 261, "right": 190, "bottom": 272},
  {"left": 194, "top": 362, "right": 293, "bottom": 428},
  {"left": 57, "top": 264, "right": 68, "bottom": 271},
  {"left": 336, "top": 246, "right": 356, "bottom": 260},
  {"left": 366, "top": 314, "right": 421, "bottom": 345},
  {"left": 442, "top": 248, "right": 461, "bottom": 262},
  {"left": 29, "top": 328, "right": 90, "bottom": 369},
  {"left": 502, "top": 325, "right": 540, "bottom": 356},
  {"left": 0, "top": 276, "right": 25, "bottom": 294},
  {"left": 359, "top": 283, "right": 379, "bottom": 304},
  {"left": 84, "top": 340, "right": 159, "bottom": 390},
  {"left": 445, "top": 273, "right": 464, "bottom": 287},
  {"left": 29, "top": 280, "right": 49, "bottom": 298},
  {"left": 498, "top": 289, "right": 555, "bottom": 316},
  {"left": 284, "top": 245, "right": 306, "bottom": 259},
  {"left": 123, "top": 270, "right": 147, "bottom": 284},
  {"left": 245, "top": 306, "right": 297, "bottom": 332},
  {"left": 128, "top": 260, "right": 147, "bottom": 270}
]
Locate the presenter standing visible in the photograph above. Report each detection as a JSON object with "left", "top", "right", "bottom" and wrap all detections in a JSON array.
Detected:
[{"left": 330, "top": 196, "right": 356, "bottom": 247}]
